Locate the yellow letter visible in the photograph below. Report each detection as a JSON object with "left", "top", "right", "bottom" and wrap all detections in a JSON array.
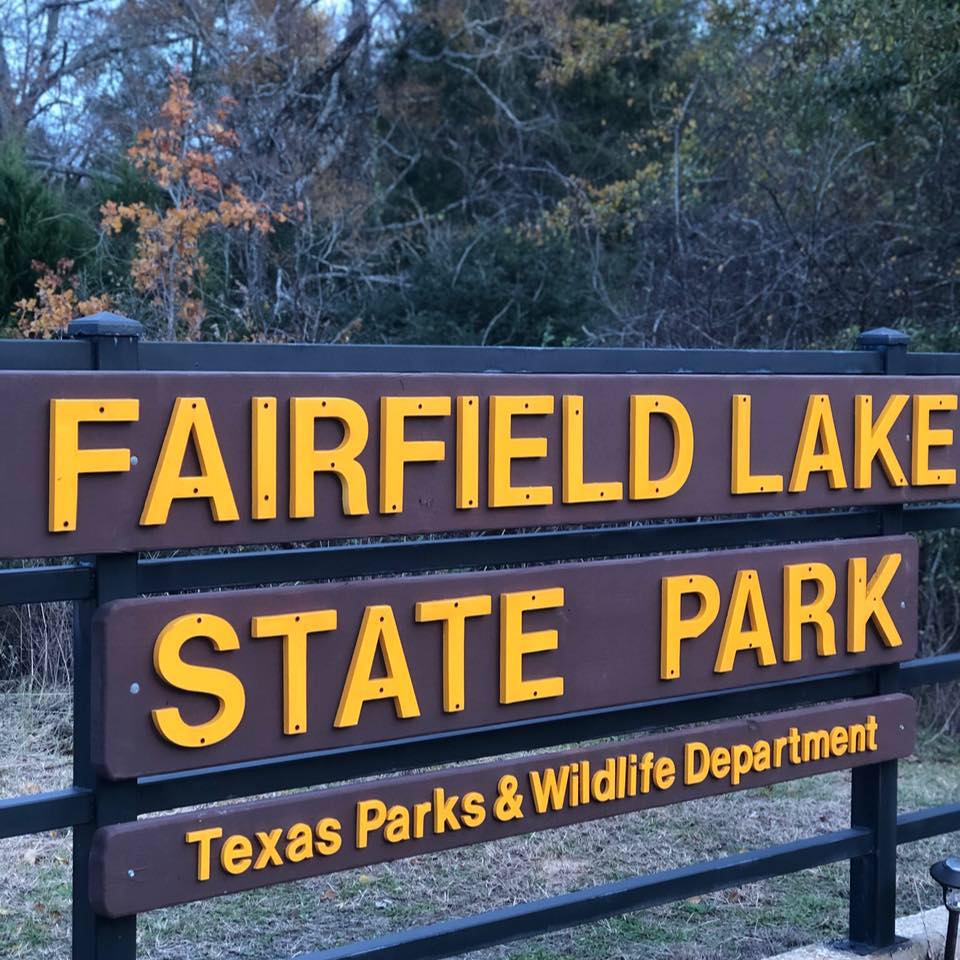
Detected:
[
  {"left": 783, "top": 562, "right": 837, "bottom": 662},
  {"left": 456, "top": 396, "right": 479, "bottom": 509},
  {"left": 315, "top": 817, "right": 342, "bottom": 855},
  {"left": 220, "top": 835, "right": 252, "bottom": 875},
  {"left": 251, "top": 610, "right": 338, "bottom": 734},
  {"left": 285, "top": 823, "right": 313, "bottom": 863},
  {"left": 715, "top": 571, "right": 777, "bottom": 673},
  {"left": 847, "top": 553, "right": 903, "bottom": 652},
  {"left": 355, "top": 800, "right": 386, "bottom": 849},
  {"left": 461, "top": 791, "right": 486, "bottom": 827},
  {"left": 415, "top": 595, "right": 492, "bottom": 712},
  {"left": 630, "top": 395, "right": 694, "bottom": 500},
  {"left": 380, "top": 396, "right": 451, "bottom": 513},
  {"left": 186, "top": 827, "right": 223, "bottom": 881},
  {"left": 252, "top": 397, "right": 277, "bottom": 519},
  {"left": 789, "top": 395, "right": 847, "bottom": 492},
  {"left": 151, "top": 614, "right": 246, "bottom": 748},
  {"left": 684, "top": 742, "right": 710, "bottom": 785},
  {"left": 854, "top": 394, "right": 908, "bottom": 489},
  {"left": 140, "top": 398, "right": 239, "bottom": 525},
  {"left": 499, "top": 588, "right": 565, "bottom": 704},
  {"left": 334, "top": 605, "right": 421, "bottom": 728},
  {"left": 488, "top": 395, "right": 554, "bottom": 507},
  {"left": 49, "top": 398, "right": 139, "bottom": 532},
  {"left": 253, "top": 829, "right": 283, "bottom": 869},
  {"left": 660, "top": 574, "right": 721, "bottom": 680},
  {"left": 290, "top": 397, "right": 369, "bottom": 517},
  {"left": 529, "top": 765, "right": 570, "bottom": 813},
  {"left": 562, "top": 395, "right": 623, "bottom": 503},
  {"left": 731, "top": 395, "right": 783, "bottom": 494},
  {"left": 912, "top": 395, "right": 957, "bottom": 486}
]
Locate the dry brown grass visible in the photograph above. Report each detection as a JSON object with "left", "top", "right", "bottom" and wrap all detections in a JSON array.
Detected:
[
  {"left": 1, "top": 692, "right": 959, "bottom": 960},
  {"left": 0, "top": 602, "right": 73, "bottom": 692}
]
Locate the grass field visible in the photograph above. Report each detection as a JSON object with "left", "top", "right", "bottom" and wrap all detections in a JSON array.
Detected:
[{"left": 2, "top": 690, "right": 959, "bottom": 960}]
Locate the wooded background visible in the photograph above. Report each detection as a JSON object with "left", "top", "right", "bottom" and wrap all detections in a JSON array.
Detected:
[{"left": 2, "top": 0, "right": 958, "bottom": 350}]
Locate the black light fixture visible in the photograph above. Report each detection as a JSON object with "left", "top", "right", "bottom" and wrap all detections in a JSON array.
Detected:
[{"left": 931, "top": 857, "right": 960, "bottom": 960}]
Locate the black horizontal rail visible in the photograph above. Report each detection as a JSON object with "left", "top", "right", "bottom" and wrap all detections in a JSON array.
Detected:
[
  {"left": 3, "top": 334, "right": 956, "bottom": 376},
  {"left": 902, "top": 503, "right": 960, "bottom": 532},
  {"left": 0, "top": 563, "right": 93, "bottom": 605},
  {"left": 125, "top": 501, "right": 960, "bottom": 592},
  {"left": 301, "top": 828, "right": 873, "bottom": 960},
  {"left": 127, "top": 500, "right": 960, "bottom": 594},
  {"left": 903, "top": 353, "right": 960, "bottom": 376},
  {"left": 899, "top": 653, "right": 960, "bottom": 688},
  {"left": 136, "top": 510, "right": 885, "bottom": 593},
  {"left": 0, "top": 498, "right": 956, "bottom": 606},
  {"left": 138, "top": 341, "right": 886, "bottom": 375},
  {"left": 0, "top": 787, "right": 94, "bottom": 839},
  {"left": 3, "top": 500, "right": 960, "bottom": 603},
  {"left": 897, "top": 802, "right": 960, "bottom": 844},
  {"left": 0, "top": 333, "right": 955, "bottom": 376},
  {"left": 0, "top": 339, "right": 91, "bottom": 370}
]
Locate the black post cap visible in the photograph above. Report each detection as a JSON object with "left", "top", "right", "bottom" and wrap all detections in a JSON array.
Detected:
[
  {"left": 857, "top": 327, "right": 910, "bottom": 348},
  {"left": 67, "top": 312, "right": 144, "bottom": 339}
]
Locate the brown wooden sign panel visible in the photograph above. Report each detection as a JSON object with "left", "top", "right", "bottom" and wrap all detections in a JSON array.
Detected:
[
  {"left": 1, "top": 371, "right": 958, "bottom": 557},
  {"left": 89, "top": 694, "right": 916, "bottom": 917},
  {"left": 94, "top": 536, "right": 917, "bottom": 779}
]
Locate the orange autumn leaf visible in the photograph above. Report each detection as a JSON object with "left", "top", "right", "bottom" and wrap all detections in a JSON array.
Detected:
[
  {"left": 15, "top": 260, "right": 111, "bottom": 338},
  {"left": 99, "top": 69, "right": 296, "bottom": 339}
]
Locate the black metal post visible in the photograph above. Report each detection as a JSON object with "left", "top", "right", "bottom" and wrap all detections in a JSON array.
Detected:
[
  {"left": 848, "top": 327, "right": 909, "bottom": 950},
  {"left": 69, "top": 313, "right": 143, "bottom": 960},
  {"left": 943, "top": 911, "right": 960, "bottom": 960},
  {"left": 946, "top": 911, "right": 959, "bottom": 960}
]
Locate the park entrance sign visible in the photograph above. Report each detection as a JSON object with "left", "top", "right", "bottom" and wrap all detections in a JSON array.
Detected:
[{"left": 1, "top": 319, "right": 959, "bottom": 960}]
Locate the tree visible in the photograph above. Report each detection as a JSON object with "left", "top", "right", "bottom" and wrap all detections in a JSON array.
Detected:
[
  {"left": 100, "top": 72, "right": 294, "bottom": 339},
  {"left": 0, "top": 138, "right": 95, "bottom": 328},
  {"left": 6, "top": 0, "right": 960, "bottom": 349}
]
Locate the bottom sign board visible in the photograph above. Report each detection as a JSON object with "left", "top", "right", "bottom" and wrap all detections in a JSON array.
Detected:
[{"left": 90, "top": 694, "right": 915, "bottom": 917}]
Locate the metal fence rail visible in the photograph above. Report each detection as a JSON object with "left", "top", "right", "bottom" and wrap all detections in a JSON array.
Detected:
[{"left": 0, "top": 323, "right": 958, "bottom": 960}]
